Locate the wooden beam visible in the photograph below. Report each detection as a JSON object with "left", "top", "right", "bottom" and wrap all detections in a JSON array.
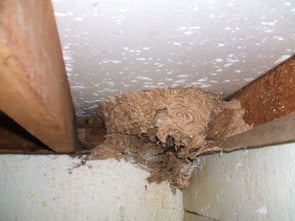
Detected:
[
  {"left": 191, "top": 57, "right": 295, "bottom": 157},
  {"left": 201, "top": 112, "right": 295, "bottom": 156},
  {"left": 0, "top": 112, "right": 51, "bottom": 153},
  {"left": 231, "top": 55, "right": 295, "bottom": 126},
  {"left": 0, "top": 0, "right": 76, "bottom": 153},
  {"left": 76, "top": 118, "right": 105, "bottom": 151},
  {"left": 0, "top": 115, "right": 105, "bottom": 154}
]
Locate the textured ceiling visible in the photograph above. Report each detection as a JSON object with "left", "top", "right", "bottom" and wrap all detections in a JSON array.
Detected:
[{"left": 52, "top": 0, "right": 295, "bottom": 116}]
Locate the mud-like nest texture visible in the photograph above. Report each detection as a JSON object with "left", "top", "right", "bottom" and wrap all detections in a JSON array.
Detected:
[{"left": 88, "top": 87, "right": 252, "bottom": 192}]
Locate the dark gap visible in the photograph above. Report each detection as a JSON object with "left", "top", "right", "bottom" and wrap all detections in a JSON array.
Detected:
[
  {"left": 0, "top": 111, "right": 50, "bottom": 152},
  {"left": 185, "top": 209, "right": 220, "bottom": 221}
]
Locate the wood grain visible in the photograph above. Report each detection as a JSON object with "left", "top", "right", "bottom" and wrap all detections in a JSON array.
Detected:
[
  {"left": 0, "top": 0, "right": 76, "bottom": 153},
  {"left": 231, "top": 55, "right": 295, "bottom": 126}
]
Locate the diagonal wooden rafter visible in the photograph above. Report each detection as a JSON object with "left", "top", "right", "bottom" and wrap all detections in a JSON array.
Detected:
[
  {"left": 230, "top": 55, "right": 295, "bottom": 126},
  {"left": 196, "top": 55, "right": 295, "bottom": 156},
  {"left": 194, "top": 112, "right": 295, "bottom": 157},
  {"left": 0, "top": 0, "right": 76, "bottom": 153}
]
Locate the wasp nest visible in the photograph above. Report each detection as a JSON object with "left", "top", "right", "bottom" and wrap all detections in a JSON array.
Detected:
[{"left": 88, "top": 87, "right": 251, "bottom": 191}]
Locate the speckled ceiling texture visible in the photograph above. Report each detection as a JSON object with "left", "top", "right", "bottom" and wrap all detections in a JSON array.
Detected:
[{"left": 52, "top": 0, "right": 295, "bottom": 116}]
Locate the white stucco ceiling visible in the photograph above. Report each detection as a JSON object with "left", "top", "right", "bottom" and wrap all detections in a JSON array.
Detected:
[{"left": 52, "top": 0, "right": 295, "bottom": 116}]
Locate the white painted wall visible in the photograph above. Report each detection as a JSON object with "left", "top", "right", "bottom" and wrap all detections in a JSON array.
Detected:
[
  {"left": 184, "top": 142, "right": 295, "bottom": 221},
  {"left": 0, "top": 155, "right": 183, "bottom": 221},
  {"left": 52, "top": 0, "right": 295, "bottom": 116},
  {"left": 1, "top": 143, "right": 295, "bottom": 221}
]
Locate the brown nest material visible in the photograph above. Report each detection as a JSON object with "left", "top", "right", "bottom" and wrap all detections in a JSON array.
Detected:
[{"left": 88, "top": 87, "right": 251, "bottom": 192}]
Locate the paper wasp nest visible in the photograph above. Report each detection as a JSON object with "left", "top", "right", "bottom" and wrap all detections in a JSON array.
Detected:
[{"left": 88, "top": 88, "right": 251, "bottom": 191}]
